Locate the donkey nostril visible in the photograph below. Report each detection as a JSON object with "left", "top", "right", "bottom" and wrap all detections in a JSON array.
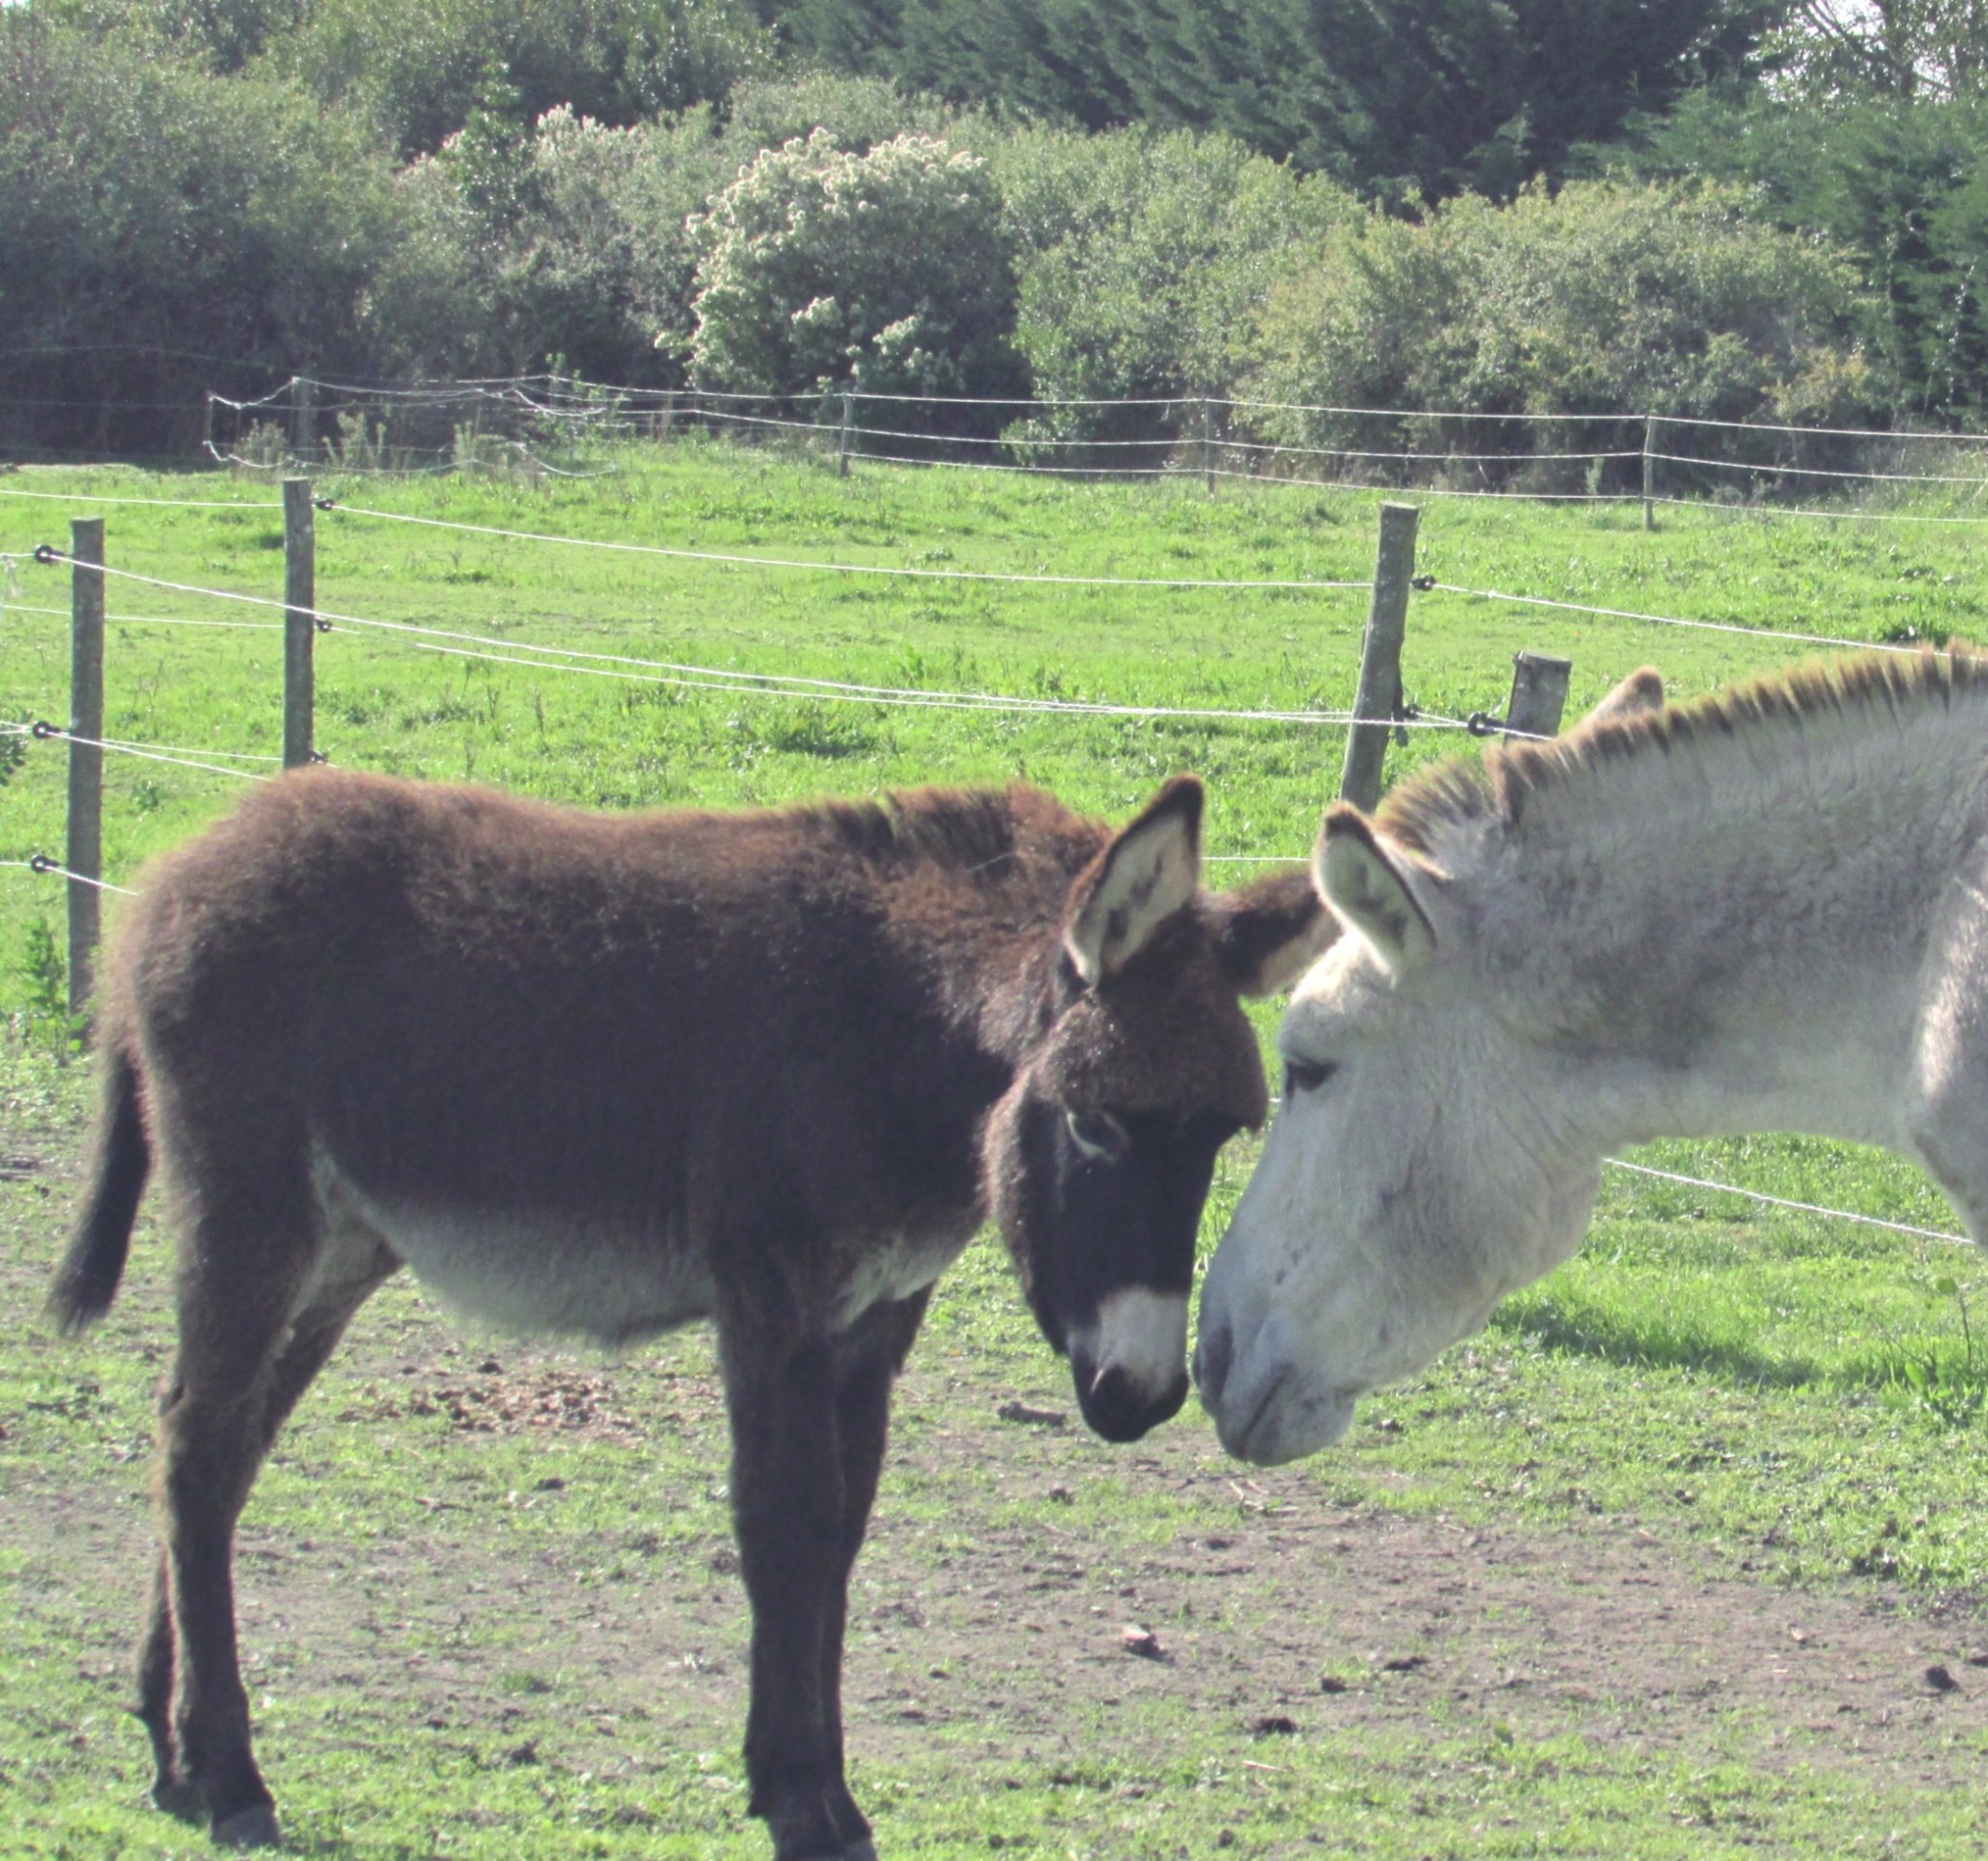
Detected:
[{"left": 1194, "top": 1322, "right": 1234, "bottom": 1404}]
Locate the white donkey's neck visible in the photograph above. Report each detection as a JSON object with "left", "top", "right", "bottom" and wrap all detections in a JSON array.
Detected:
[{"left": 1412, "top": 667, "right": 1988, "bottom": 1156}]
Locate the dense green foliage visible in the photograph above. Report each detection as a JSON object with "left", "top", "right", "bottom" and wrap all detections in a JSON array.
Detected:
[
  {"left": 988, "top": 127, "right": 1354, "bottom": 438},
  {"left": 21, "top": 0, "right": 1988, "bottom": 456},
  {"left": 777, "top": 0, "right": 1780, "bottom": 199},
  {"left": 1238, "top": 177, "right": 1877, "bottom": 485},
  {"left": 0, "top": 13, "right": 403, "bottom": 449},
  {"left": 1630, "top": 88, "right": 1988, "bottom": 421}
]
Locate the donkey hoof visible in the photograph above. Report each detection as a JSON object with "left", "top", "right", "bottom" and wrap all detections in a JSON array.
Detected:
[
  {"left": 152, "top": 1775, "right": 205, "bottom": 1824},
  {"left": 211, "top": 1802, "right": 282, "bottom": 1848},
  {"left": 840, "top": 1841, "right": 879, "bottom": 1861}
]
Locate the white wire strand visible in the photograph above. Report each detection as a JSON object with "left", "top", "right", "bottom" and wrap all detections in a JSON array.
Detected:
[
  {"left": 29, "top": 551, "right": 1437, "bottom": 729},
  {"left": 1, "top": 857, "right": 141, "bottom": 896},
  {"left": 4, "top": 598, "right": 280, "bottom": 631},
  {"left": 1651, "top": 450, "right": 1988, "bottom": 487},
  {"left": 1648, "top": 492, "right": 1988, "bottom": 526},
  {"left": 321, "top": 502, "right": 1373, "bottom": 592},
  {"left": 36, "top": 726, "right": 272, "bottom": 781},
  {"left": 0, "top": 485, "right": 280, "bottom": 510},
  {"left": 1604, "top": 1159, "right": 1969, "bottom": 1246},
  {"left": 1428, "top": 581, "right": 1920, "bottom": 655},
  {"left": 98, "top": 733, "right": 282, "bottom": 764}
]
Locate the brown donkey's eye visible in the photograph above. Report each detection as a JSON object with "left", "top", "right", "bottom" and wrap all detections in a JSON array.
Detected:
[
  {"left": 1065, "top": 1108, "right": 1130, "bottom": 1164},
  {"left": 1283, "top": 1058, "right": 1337, "bottom": 1096}
]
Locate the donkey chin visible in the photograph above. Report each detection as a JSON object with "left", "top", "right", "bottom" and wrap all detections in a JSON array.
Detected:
[{"left": 1214, "top": 1368, "right": 1362, "bottom": 1465}]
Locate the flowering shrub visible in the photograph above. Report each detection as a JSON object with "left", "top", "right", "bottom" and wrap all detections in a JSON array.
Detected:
[{"left": 685, "top": 128, "right": 1021, "bottom": 405}]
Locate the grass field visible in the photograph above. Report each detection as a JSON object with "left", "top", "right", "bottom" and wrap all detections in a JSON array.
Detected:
[{"left": 6, "top": 442, "right": 1988, "bottom": 1856}]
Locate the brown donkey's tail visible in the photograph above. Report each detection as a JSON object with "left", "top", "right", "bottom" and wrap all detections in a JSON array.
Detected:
[{"left": 48, "top": 1041, "right": 149, "bottom": 1333}]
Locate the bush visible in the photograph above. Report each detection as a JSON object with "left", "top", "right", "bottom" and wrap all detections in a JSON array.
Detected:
[
  {"left": 0, "top": 11, "right": 403, "bottom": 455},
  {"left": 1240, "top": 178, "right": 1879, "bottom": 487},
  {"left": 686, "top": 128, "right": 1024, "bottom": 415},
  {"left": 279, "top": 0, "right": 772, "bottom": 158},
  {"left": 363, "top": 75, "right": 975, "bottom": 387},
  {"left": 1635, "top": 91, "right": 1988, "bottom": 424},
  {"left": 989, "top": 126, "right": 1353, "bottom": 451}
]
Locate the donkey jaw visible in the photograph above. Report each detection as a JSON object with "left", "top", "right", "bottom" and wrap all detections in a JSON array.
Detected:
[{"left": 1207, "top": 1361, "right": 1361, "bottom": 1466}]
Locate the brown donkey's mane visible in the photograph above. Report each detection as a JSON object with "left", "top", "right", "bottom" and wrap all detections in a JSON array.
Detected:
[{"left": 1376, "top": 647, "right": 1988, "bottom": 856}]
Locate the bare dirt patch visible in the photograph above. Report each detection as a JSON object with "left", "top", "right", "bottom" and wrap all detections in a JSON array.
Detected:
[
  {"left": 23, "top": 1330, "right": 1988, "bottom": 1800},
  {"left": 334, "top": 1359, "right": 648, "bottom": 1443},
  {"left": 7, "top": 1111, "right": 1986, "bottom": 1847}
]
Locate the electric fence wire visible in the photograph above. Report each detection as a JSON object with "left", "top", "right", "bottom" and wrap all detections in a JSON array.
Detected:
[
  {"left": 22, "top": 549, "right": 1441, "bottom": 730},
  {"left": 321, "top": 500, "right": 1375, "bottom": 592},
  {"left": 0, "top": 857, "right": 140, "bottom": 896},
  {"left": 1425, "top": 582, "right": 1926, "bottom": 656}
]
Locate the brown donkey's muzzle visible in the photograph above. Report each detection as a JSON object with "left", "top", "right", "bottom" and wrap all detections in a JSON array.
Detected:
[{"left": 1072, "top": 1355, "right": 1191, "bottom": 1443}]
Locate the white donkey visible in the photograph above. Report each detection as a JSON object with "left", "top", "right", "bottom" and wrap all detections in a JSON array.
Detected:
[{"left": 1198, "top": 650, "right": 1988, "bottom": 1465}]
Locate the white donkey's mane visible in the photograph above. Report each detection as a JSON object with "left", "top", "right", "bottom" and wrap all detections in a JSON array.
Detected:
[{"left": 1379, "top": 648, "right": 1988, "bottom": 866}]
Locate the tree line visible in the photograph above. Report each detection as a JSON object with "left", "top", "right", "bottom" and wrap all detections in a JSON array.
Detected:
[{"left": 12, "top": 0, "right": 1988, "bottom": 461}]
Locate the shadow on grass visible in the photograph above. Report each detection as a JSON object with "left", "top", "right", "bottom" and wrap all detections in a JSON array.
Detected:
[{"left": 1492, "top": 1304, "right": 1826, "bottom": 1388}]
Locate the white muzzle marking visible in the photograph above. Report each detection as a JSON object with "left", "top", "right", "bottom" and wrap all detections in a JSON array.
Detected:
[{"left": 1072, "top": 1286, "right": 1190, "bottom": 1403}]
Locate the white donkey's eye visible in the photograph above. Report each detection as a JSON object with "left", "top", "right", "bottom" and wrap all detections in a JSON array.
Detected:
[
  {"left": 1283, "top": 1057, "right": 1337, "bottom": 1096},
  {"left": 1065, "top": 1108, "right": 1130, "bottom": 1163}
]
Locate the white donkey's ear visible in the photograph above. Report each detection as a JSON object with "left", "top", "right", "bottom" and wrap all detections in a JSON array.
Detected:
[
  {"left": 1570, "top": 666, "right": 1664, "bottom": 734},
  {"left": 1065, "top": 775, "right": 1204, "bottom": 984},
  {"left": 1313, "top": 805, "right": 1437, "bottom": 971}
]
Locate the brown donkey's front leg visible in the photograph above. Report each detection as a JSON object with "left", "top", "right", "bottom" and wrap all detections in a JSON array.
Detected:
[
  {"left": 814, "top": 1292, "right": 932, "bottom": 1858},
  {"left": 720, "top": 1291, "right": 926, "bottom": 1861}
]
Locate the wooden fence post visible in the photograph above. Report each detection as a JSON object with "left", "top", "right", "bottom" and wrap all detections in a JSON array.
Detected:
[
  {"left": 283, "top": 478, "right": 315, "bottom": 769},
  {"left": 292, "top": 376, "right": 315, "bottom": 461},
  {"left": 1504, "top": 650, "right": 1573, "bottom": 742},
  {"left": 1202, "top": 397, "right": 1216, "bottom": 498},
  {"left": 66, "top": 516, "right": 105, "bottom": 1016},
  {"left": 1642, "top": 414, "right": 1657, "bottom": 531},
  {"left": 839, "top": 391, "right": 854, "bottom": 479},
  {"left": 1339, "top": 501, "right": 1419, "bottom": 812}
]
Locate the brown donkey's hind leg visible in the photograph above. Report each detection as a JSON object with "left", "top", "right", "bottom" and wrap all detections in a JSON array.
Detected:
[{"left": 143, "top": 1178, "right": 397, "bottom": 1850}]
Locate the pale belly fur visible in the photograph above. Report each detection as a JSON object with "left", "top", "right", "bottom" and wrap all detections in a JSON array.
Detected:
[{"left": 311, "top": 1150, "right": 969, "bottom": 1344}]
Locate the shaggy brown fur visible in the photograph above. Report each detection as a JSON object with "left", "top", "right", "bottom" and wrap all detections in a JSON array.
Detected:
[{"left": 50, "top": 766, "right": 1324, "bottom": 1861}]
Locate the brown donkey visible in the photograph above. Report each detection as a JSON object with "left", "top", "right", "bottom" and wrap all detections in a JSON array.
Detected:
[{"left": 50, "top": 766, "right": 1325, "bottom": 1860}]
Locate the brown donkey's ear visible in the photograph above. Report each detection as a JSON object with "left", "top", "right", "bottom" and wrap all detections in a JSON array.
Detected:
[
  {"left": 1210, "top": 867, "right": 1337, "bottom": 997},
  {"left": 1065, "top": 776, "right": 1204, "bottom": 984}
]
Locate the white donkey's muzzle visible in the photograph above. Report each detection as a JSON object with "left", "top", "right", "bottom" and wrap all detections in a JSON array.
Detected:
[{"left": 1195, "top": 1305, "right": 1359, "bottom": 1465}]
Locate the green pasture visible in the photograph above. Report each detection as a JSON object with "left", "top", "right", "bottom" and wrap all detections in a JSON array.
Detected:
[{"left": 6, "top": 444, "right": 1988, "bottom": 1855}]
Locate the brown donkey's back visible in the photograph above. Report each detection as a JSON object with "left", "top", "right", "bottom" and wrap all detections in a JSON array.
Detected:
[{"left": 51, "top": 766, "right": 1326, "bottom": 1859}]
